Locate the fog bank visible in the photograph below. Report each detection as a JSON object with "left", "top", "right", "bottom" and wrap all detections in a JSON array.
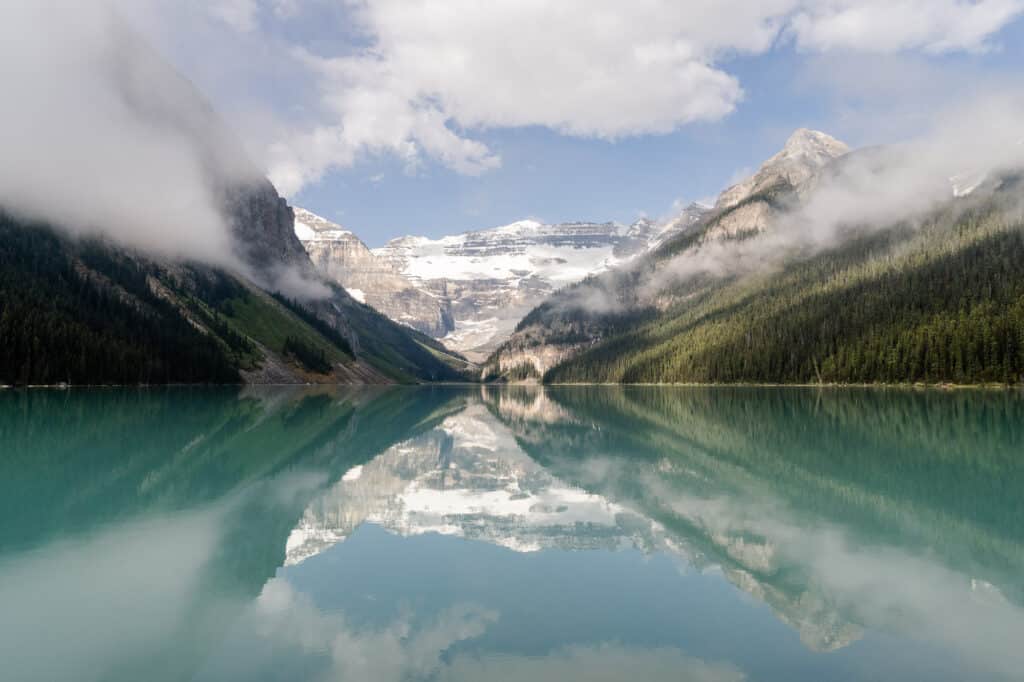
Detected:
[{"left": 0, "top": 1, "right": 262, "bottom": 267}]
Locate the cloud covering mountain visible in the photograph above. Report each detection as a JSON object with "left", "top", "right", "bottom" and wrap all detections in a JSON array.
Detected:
[{"left": 0, "top": 1, "right": 264, "bottom": 266}]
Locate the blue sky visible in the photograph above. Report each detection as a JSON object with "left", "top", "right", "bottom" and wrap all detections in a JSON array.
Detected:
[{"left": 136, "top": 1, "right": 1024, "bottom": 246}]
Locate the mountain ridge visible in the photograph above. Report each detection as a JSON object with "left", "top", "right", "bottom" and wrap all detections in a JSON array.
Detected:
[
  {"left": 484, "top": 129, "right": 1024, "bottom": 385},
  {"left": 296, "top": 209, "right": 668, "bottom": 360}
]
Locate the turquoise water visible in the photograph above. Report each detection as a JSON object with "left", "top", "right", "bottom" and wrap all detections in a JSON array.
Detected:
[{"left": 1, "top": 386, "right": 1022, "bottom": 681}]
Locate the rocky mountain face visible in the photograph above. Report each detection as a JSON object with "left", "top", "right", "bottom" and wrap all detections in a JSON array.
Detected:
[
  {"left": 296, "top": 212, "right": 670, "bottom": 361},
  {"left": 225, "top": 181, "right": 311, "bottom": 274},
  {"left": 295, "top": 208, "right": 454, "bottom": 337},
  {"left": 703, "top": 128, "right": 849, "bottom": 240},
  {"left": 215, "top": 187, "right": 473, "bottom": 384},
  {"left": 652, "top": 202, "right": 711, "bottom": 247},
  {"left": 717, "top": 129, "right": 849, "bottom": 208}
]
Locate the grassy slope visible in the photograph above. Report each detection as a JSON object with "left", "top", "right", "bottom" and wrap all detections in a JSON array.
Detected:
[{"left": 226, "top": 291, "right": 351, "bottom": 367}]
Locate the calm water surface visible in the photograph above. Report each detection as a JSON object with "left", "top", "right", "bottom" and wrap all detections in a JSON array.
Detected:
[{"left": 1, "top": 386, "right": 1022, "bottom": 681}]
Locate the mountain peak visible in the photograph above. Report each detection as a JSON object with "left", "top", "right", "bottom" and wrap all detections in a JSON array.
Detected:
[
  {"left": 293, "top": 207, "right": 355, "bottom": 242},
  {"left": 715, "top": 129, "right": 849, "bottom": 212},
  {"left": 780, "top": 128, "right": 849, "bottom": 160}
]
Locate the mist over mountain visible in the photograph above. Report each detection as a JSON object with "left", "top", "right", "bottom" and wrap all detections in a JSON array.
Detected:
[
  {"left": 486, "top": 112, "right": 1024, "bottom": 385},
  {"left": 0, "top": 3, "right": 249, "bottom": 266},
  {"left": 2, "top": 3, "right": 1023, "bottom": 388},
  {"left": 0, "top": 3, "right": 469, "bottom": 386}
]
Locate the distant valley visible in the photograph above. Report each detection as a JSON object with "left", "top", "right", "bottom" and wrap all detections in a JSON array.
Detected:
[{"left": 294, "top": 205, "right": 707, "bottom": 361}]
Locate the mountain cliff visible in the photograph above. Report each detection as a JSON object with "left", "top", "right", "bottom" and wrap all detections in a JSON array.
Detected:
[{"left": 295, "top": 208, "right": 455, "bottom": 337}]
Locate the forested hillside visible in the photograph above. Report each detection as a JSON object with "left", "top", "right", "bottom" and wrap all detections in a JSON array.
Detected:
[
  {"left": 0, "top": 214, "right": 468, "bottom": 385},
  {"left": 487, "top": 130, "right": 1024, "bottom": 386},
  {"left": 0, "top": 215, "right": 240, "bottom": 385},
  {"left": 548, "top": 207, "right": 1024, "bottom": 385}
]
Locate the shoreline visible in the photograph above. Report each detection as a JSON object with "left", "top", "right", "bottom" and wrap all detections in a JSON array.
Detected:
[
  {"left": 3, "top": 381, "right": 1020, "bottom": 391},
  {"left": 542, "top": 381, "right": 1021, "bottom": 390}
]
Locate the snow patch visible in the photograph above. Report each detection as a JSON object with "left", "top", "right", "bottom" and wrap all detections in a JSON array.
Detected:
[{"left": 294, "top": 219, "right": 316, "bottom": 241}]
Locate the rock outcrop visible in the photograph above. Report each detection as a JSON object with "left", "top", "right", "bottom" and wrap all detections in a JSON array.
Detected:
[
  {"left": 704, "top": 129, "right": 849, "bottom": 240},
  {"left": 295, "top": 208, "right": 454, "bottom": 337}
]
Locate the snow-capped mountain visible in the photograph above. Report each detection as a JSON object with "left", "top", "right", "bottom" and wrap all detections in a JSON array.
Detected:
[{"left": 295, "top": 211, "right": 666, "bottom": 359}]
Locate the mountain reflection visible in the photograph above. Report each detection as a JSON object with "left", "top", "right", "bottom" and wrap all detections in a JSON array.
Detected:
[
  {"left": 285, "top": 385, "right": 1024, "bottom": 674},
  {"left": 487, "top": 386, "right": 1024, "bottom": 670},
  {"left": 1, "top": 385, "right": 1022, "bottom": 681},
  {"left": 286, "top": 401, "right": 663, "bottom": 564}
]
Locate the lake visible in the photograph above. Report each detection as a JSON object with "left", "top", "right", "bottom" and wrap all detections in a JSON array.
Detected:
[{"left": 1, "top": 385, "right": 1022, "bottom": 681}]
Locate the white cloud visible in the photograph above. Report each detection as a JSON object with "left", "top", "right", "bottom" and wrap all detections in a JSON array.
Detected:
[
  {"left": 789, "top": 0, "right": 1024, "bottom": 53},
  {"left": 221, "top": 579, "right": 499, "bottom": 682},
  {"left": 263, "top": 0, "right": 1023, "bottom": 195},
  {"left": 212, "top": 579, "right": 746, "bottom": 682},
  {"left": 208, "top": 0, "right": 308, "bottom": 31},
  {"left": 209, "top": 0, "right": 261, "bottom": 32},
  {"left": 10, "top": 1, "right": 1018, "bottom": 212}
]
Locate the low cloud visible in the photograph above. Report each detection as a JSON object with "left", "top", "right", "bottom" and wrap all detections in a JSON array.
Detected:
[
  {"left": 269, "top": 264, "right": 333, "bottom": 300},
  {"left": 645, "top": 91, "right": 1024, "bottom": 294},
  {"left": 789, "top": 0, "right": 1024, "bottom": 53},
  {"left": 0, "top": 1, "right": 260, "bottom": 268}
]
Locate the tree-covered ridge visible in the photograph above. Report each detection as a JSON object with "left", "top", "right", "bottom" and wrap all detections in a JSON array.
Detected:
[
  {"left": 0, "top": 214, "right": 241, "bottom": 385},
  {"left": 0, "top": 215, "right": 470, "bottom": 385},
  {"left": 547, "top": 207, "right": 1024, "bottom": 385}
]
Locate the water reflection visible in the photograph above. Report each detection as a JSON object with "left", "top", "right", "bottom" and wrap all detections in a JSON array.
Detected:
[
  {"left": 286, "top": 402, "right": 663, "bottom": 563},
  {"left": 0, "top": 385, "right": 1021, "bottom": 681},
  {"left": 484, "top": 386, "right": 1024, "bottom": 675}
]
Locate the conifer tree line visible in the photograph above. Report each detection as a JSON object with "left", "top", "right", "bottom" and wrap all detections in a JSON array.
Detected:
[
  {"left": 547, "top": 211, "right": 1024, "bottom": 385},
  {"left": 0, "top": 215, "right": 240, "bottom": 385}
]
